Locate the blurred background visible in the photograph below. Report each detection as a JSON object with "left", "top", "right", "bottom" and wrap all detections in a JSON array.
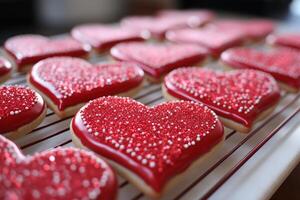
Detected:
[
  {"left": 0, "top": 0, "right": 300, "bottom": 43},
  {"left": 0, "top": 0, "right": 300, "bottom": 199}
]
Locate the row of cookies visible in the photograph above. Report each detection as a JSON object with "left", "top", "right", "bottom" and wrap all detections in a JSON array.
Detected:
[
  {"left": 1, "top": 36, "right": 300, "bottom": 136},
  {"left": 1, "top": 24, "right": 299, "bottom": 135},
  {"left": 32, "top": 56, "right": 286, "bottom": 134},
  {"left": 1, "top": 10, "right": 300, "bottom": 199}
]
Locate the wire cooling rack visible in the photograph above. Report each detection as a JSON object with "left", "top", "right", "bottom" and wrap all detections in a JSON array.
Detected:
[{"left": 2, "top": 34, "right": 300, "bottom": 200}]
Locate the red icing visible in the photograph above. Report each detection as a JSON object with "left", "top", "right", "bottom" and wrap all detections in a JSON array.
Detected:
[
  {"left": 121, "top": 16, "right": 188, "bottom": 39},
  {"left": 157, "top": 9, "right": 215, "bottom": 27},
  {"left": 221, "top": 47, "right": 300, "bottom": 89},
  {"left": 166, "top": 28, "right": 245, "bottom": 57},
  {"left": 0, "top": 86, "right": 45, "bottom": 133},
  {"left": 0, "top": 57, "right": 12, "bottom": 77},
  {"left": 71, "top": 24, "right": 146, "bottom": 52},
  {"left": 29, "top": 57, "right": 144, "bottom": 111},
  {"left": 110, "top": 42, "right": 208, "bottom": 78},
  {"left": 0, "top": 135, "right": 117, "bottom": 200},
  {"left": 164, "top": 68, "right": 280, "bottom": 128},
  {"left": 267, "top": 34, "right": 300, "bottom": 50},
  {"left": 4, "top": 34, "right": 90, "bottom": 69},
  {"left": 72, "top": 96, "right": 224, "bottom": 192},
  {"left": 211, "top": 19, "right": 274, "bottom": 40}
]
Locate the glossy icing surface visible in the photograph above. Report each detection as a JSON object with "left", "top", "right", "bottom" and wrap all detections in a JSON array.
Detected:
[
  {"left": 164, "top": 68, "right": 280, "bottom": 128},
  {"left": 157, "top": 9, "right": 214, "bottom": 27},
  {"left": 0, "top": 57, "right": 12, "bottom": 77},
  {"left": 71, "top": 24, "right": 145, "bottom": 51},
  {"left": 212, "top": 19, "right": 274, "bottom": 40},
  {"left": 221, "top": 47, "right": 300, "bottom": 89},
  {"left": 267, "top": 34, "right": 300, "bottom": 50},
  {"left": 0, "top": 135, "right": 117, "bottom": 200},
  {"left": 4, "top": 34, "right": 90, "bottom": 68},
  {"left": 0, "top": 86, "right": 45, "bottom": 133},
  {"left": 166, "top": 28, "right": 245, "bottom": 57},
  {"left": 121, "top": 16, "right": 188, "bottom": 39},
  {"left": 72, "top": 96, "right": 224, "bottom": 192},
  {"left": 29, "top": 57, "right": 144, "bottom": 111},
  {"left": 110, "top": 42, "right": 208, "bottom": 78}
]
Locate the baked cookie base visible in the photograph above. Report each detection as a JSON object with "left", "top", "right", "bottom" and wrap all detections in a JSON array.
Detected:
[
  {"left": 70, "top": 124, "right": 224, "bottom": 198},
  {"left": 28, "top": 79, "right": 144, "bottom": 118},
  {"left": 162, "top": 84, "right": 278, "bottom": 133},
  {"left": 0, "top": 71, "right": 12, "bottom": 84},
  {"left": 277, "top": 82, "right": 299, "bottom": 93},
  {"left": 3, "top": 105, "right": 47, "bottom": 139},
  {"left": 0, "top": 49, "right": 31, "bottom": 73}
]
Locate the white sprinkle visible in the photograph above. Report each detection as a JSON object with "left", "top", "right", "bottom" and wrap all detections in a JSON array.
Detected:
[
  {"left": 149, "top": 161, "right": 156, "bottom": 168},
  {"left": 82, "top": 179, "right": 90, "bottom": 187},
  {"left": 49, "top": 155, "right": 55, "bottom": 162},
  {"left": 32, "top": 190, "right": 40, "bottom": 199},
  {"left": 142, "top": 159, "right": 147, "bottom": 164}
]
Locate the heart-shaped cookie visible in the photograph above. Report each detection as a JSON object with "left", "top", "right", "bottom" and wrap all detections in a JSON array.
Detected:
[
  {"left": 4, "top": 34, "right": 90, "bottom": 72},
  {"left": 71, "top": 96, "right": 224, "bottom": 198},
  {"left": 0, "top": 85, "right": 46, "bottom": 139},
  {"left": 110, "top": 42, "right": 208, "bottom": 81},
  {"left": 157, "top": 9, "right": 214, "bottom": 27},
  {"left": 267, "top": 33, "right": 300, "bottom": 50},
  {"left": 121, "top": 16, "right": 188, "bottom": 39},
  {"left": 211, "top": 19, "right": 274, "bottom": 41},
  {"left": 166, "top": 28, "right": 245, "bottom": 57},
  {"left": 28, "top": 57, "right": 144, "bottom": 118},
  {"left": 163, "top": 68, "right": 280, "bottom": 132},
  {"left": 0, "top": 135, "right": 117, "bottom": 200},
  {"left": 0, "top": 57, "right": 12, "bottom": 83},
  {"left": 71, "top": 24, "right": 146, "bottom": 52},
  {"left": 221, "top": 47, "right": 300, "bottom": 92}
]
